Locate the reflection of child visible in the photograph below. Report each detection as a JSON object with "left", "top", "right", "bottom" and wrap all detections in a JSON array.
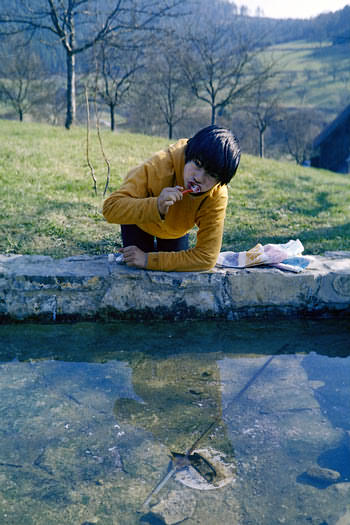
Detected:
[{"left": 103, "top": 125, "right": 240, "bottom": 272}]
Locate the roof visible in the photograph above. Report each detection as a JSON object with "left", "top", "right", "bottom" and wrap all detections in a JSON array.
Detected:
[{"left": 313, "top": 104, "right": 350, "bottom": 148}]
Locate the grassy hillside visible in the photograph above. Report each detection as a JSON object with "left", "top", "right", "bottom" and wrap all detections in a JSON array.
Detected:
[
  {"left": 0, "top": 120, "right": 349, "bottom": 258},
  {"left": 270, "top": 40, "right": 350, "bottom": 111}
]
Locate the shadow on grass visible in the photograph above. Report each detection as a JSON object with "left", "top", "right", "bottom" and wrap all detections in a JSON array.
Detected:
[
  {"left": 310, "top": 41, "right": 350, "bottom": 67},
  {"left": 301, "top": 191, "right": 335, "bottom": 217}
]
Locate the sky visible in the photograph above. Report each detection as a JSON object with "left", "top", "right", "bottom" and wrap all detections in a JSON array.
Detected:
[{"left": 234, "top": 0, "right": 350, "bottom": 19}]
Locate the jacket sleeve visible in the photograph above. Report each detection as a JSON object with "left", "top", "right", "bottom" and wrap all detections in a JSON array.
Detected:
[
  {"left": 146, "top": 190, "right": 228, "bottom": 272},
  {"left": 103, "top": 159, "right": 165, "bottom": 225}
]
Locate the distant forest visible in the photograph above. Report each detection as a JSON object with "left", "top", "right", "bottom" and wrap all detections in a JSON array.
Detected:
[
  {"left": 237, "top": 4, "right": 350, "bottom": 45},
  {"left": 26, "top": 2, "right": 350, "bottom": 75}
]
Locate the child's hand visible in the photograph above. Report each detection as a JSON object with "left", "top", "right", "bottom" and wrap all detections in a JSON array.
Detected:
[
  {"left": 120, "top": 246, "right": 148, "bottom": 268},
  {"left": 157, "top": 186, "right": 183, "bottom": 217}
]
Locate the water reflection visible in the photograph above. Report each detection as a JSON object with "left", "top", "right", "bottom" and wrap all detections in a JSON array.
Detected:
[
  {"left": 113, "top": 353, "right": 233, "bottom": 460},
  {"left": 0, "top": 319, "right": 349, "bottom": 524}
]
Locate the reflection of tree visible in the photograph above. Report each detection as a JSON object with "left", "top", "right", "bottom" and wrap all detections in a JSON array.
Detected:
[{"left": 114, "top": 354, "right": 234, "bottom": 460}]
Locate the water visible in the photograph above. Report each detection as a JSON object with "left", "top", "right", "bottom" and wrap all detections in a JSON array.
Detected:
[{"left": 0, "top": 318, "right": 349, "bottom": 525}]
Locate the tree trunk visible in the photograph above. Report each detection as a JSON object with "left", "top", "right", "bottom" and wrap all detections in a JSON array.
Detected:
[
  {"left": 211, "top": 105, "right": 216, "bottom": 125},
  {"left": 168, "top": 121, "right": 173, "bottom": 139},
  {"left": 65, "top": 52, "right": 76, "bottom": 129},
  {"left": 19, "top": 108, "right": 23, "bottom": 122},
  {"left": 259, "top": 130, "right": 265, "bottom": 158},
  {"left": 110, "top": 104, "right": 115, "bottom": 131}
]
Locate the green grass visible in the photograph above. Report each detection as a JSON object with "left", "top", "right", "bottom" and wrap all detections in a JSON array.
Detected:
[
  {"left": 0, "top": 119, "right": 349, "bottom": 258},
  {"left": 268, "top": 40, "right": 350, "bottom": 111},
  {"left": 225, "top": 155, "right": 350, "bottom": 255},
  {"left": 0, "top": 120, "right": 169, "bottom": 257}
]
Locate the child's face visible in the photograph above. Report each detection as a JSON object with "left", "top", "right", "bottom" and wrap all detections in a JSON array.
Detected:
[{"left": 183, "top": 160, "right": 218, "bottom": 194}]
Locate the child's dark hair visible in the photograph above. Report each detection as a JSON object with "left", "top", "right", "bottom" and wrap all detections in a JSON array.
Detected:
[{"left": 185, "top": 125, "right": 241, "bottom": 185}]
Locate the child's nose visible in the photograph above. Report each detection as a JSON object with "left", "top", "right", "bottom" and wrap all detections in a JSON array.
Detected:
[{"left": 195, "top": 169, "right": 206, "bottom": 182}]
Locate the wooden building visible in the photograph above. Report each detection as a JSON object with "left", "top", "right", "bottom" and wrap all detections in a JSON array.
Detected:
[{"left": 311, "top": 104, "right": 350, "bottom": 173}]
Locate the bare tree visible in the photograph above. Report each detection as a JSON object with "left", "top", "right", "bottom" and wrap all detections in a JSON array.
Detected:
[
  {"left": 279, "top": 108, "right": 324, "bottom": 165},
  {"left": 0, "top": 0, "right": 185, "bottom": 129},
  {"left": 153, "top": 54, "right": 190, "bottom": 139},
  {"left": 180, "top": 0, "right": 270, "bottom": 125},
  {"left": 239, "top": 5, "right": 249, "bottom": 16},
  {"left": 94, "top": 39, "right": 143, "bottom": 131},
  {"left": 127, "top": 85, "right": 162, "bottom": 135},
  {"left": 0, "top": 37, "right": 48, "bottom": 121},
  {"left": 245, "top": 65, "right": 287, "bottom": 158},
  {"left": 139, "top": 33, "right": 192, "bottom": 139},
  {"left": 255, "top": 6, "right": 264, "bottom": 17}
]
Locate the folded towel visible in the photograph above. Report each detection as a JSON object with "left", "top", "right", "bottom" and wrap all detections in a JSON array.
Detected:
[{"left": 216, "top": 239, "right": 310, "bottom": 272}]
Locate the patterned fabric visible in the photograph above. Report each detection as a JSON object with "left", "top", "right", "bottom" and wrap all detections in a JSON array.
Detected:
[{"left": 216, "top": 239, "right": 310, "bottom": 272}]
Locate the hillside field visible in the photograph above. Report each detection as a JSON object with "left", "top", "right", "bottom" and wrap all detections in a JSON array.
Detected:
[
  {"left": 0, "top": 120, "right": 349, "bottom": 258},
  {"left": 269, "top": 40, "right": 350, "bottom": 112}
]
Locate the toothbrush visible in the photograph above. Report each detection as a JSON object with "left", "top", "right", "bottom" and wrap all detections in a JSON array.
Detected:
[{"left": 182, "top": 185, "right": 200, "bottom": 195}]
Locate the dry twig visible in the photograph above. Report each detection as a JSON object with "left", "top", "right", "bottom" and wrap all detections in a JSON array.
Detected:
[
  {"left": 94, "top": 91, "right": 111, "bottom": 197},
  {"left": 85, "top": 87, "right": 97, "bottom": 196}
]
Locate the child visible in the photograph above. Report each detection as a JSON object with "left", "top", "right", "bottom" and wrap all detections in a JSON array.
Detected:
[{"left": 103, "top": 125, "right": 240, "bottom": 272}]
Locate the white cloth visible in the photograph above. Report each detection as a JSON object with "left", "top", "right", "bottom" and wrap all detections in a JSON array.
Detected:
[{"left": 216, "top": 239, "right": 310, "bottom": 272}]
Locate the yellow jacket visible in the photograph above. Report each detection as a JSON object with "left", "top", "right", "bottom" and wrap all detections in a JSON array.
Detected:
[{"left": 103, "top": 139, "right": 228, "bottom": 272}]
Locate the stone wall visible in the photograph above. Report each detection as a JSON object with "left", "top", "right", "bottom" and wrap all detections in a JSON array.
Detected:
[{"left": 0, "top": 252, "right": 350, "bottom": 321}]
